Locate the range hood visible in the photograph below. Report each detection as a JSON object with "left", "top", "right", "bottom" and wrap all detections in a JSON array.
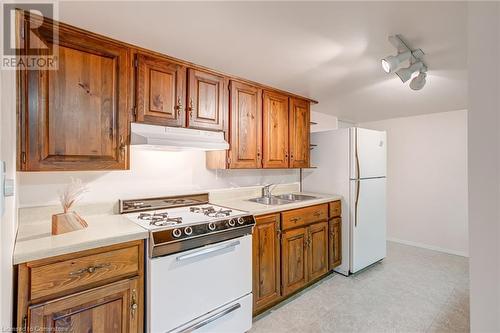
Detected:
[{"left": 130, "top": 123, "right": 229, "bottom": 151}]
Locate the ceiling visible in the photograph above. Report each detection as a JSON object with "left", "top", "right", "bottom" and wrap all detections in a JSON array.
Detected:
[{"left": 58, "top": 1, "right": 467, "bottom": 122}]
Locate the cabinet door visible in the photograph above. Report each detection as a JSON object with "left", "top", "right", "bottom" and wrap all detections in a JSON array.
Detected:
[
  {"left": 289, "top": 98, "right": 310, "bottom": 168},
  {"left": 329, "top": 218, "right": 342, "bottom": 270},
  {"left": 187, "top": 69, "right": 227, "bottom": 131},
  {"left": 262, "top": 91, "right": 289, "bottom": 168},
  {"left": 308, "top": 222, "right": 329, "bottom": 281},
  {"left": 28, "top": 278, "right": 140, "bottom": 333},
  {"left": 228, "top": 81, "right": 262, "bottom": 168},
  {"left": 136, "top": 53, "right": 186, "bottom": 127},
  {"left": 20, "top": 17, "right": 130, "bottom": 171},
  {"left": 281, "top": 227, "right": 308, "bottom": 296},
  {"left": 253, "top": 214, "right": 281, "bottom": 314}
]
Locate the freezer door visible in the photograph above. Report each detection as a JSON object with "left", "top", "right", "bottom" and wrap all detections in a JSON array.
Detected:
[
  {"left": 350, "top": 128, "right": 387, "bottom": 179},
  {"left": 350, "top": 177, "right": 386, "bottom": 273}
]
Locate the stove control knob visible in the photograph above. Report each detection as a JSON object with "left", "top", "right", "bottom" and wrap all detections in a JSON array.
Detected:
[
  {"left": 184, "top": 226, "right": 193, "bottom": 236},
  {"left": 208, "top": 222, "right": 216, "bottom": 231},
  {"left": 172, "top": 229, "right": 182, "bottom": 238},
  {"left": 228, "top": 219, "right": 236, "bottom": 227},
  {"left": 238, "top": 217, "right": 245, "bottom": 225}
]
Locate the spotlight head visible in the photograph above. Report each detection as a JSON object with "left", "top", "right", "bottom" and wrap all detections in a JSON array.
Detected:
[
  {"left": 381, "top": 51, "right": 411, "bottom": 73},
  {"left": 395, "top": 61, "right": 424, "bottom": 83},
  {"left": 410, "top": 72, "right": 427, "bottom": 90}
]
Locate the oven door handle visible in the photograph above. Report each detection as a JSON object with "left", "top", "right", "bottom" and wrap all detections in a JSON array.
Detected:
[
  {"left": 175, "top": 240, "right": 240, "bottom": 262},
  {"left": 174, "top": 303, "right": 241, "bottom": 333}
]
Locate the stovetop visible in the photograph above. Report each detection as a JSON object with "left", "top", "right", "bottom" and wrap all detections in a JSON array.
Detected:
[{"left": 125, "top": 204, "right": 249, "bottom": 231}]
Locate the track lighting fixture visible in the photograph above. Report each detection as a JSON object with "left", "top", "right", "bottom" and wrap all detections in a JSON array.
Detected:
[
  {"left": 381, "top": 51, "right": 411, "bottom": 73},
  {"left": 381, "top": 35, "right": 428, "bottom": 90},
  {"left": 409, "top": 71, "right": 427, "bottom": 91},
  {"left": 395, "top": 61, "right": 425, "bottom": 83}
]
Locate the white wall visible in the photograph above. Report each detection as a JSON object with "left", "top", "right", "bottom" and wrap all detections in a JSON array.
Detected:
[
  {"left": 18, "top": 149, "right": 299, "bottom": 207},
  {"left": 467, "top": 3, "right": 500, "bottom": 331},
  {"left": 0, "top": 66, "right": 17, "bottom": 329},
  {"left": 360, "top": 110, "right": 468, "bottom": 256}
]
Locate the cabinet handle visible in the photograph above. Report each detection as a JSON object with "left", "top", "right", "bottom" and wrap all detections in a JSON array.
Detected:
[
  {"left": 290, "top": 217, "right": 302, "bottom": 223},
  {"left": 175, "top": 97, "right": 183, "bottom": 116},
  {"left": 118, "top": 135, "right": 127, "bottom": 160},
  {"left": 189, "top": 98, "right": 194, "bottom": 117},
  {"left": 69, "top": 263, "right": 111, "bottom": 276},
  {"left": 285, "top": 150, "right": 288, "bottom": 158},
  {"left": 131, "top": 289, "right": 138, "bottom": 318},
  {"left": 313, "top": 211, "right": 322, "bottom": 217}
]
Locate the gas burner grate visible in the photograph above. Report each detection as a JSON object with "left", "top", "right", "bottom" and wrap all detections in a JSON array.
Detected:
[
  {"left": 189, "top": 206, "right": 233, "bottom": 218},
  {"left": 138, "top": 212, "right": 183, "bottom": 227}
]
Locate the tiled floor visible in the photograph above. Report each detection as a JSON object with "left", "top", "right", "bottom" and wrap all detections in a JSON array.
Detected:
[{"left": 251, "top": 241, "right": 469, "bottom": 333}]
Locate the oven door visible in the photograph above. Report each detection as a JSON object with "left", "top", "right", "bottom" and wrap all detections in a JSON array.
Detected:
[{"left": 149, "top": 235, "right": 252, "bottom": 333}]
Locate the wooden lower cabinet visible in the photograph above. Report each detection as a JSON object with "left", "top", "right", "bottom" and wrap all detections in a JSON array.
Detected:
[
  {"left": 329, "top": 218, "right": 342, "bottom": 270},
  {"left": 281, "top": 227, "right": 308, "bottom": 297},
  {"left": 16, "top": 240, "right": 144, "bottom": 333},
  {"left": 28, "top": 278, "right": 140, "bottom": 333},
  {"left": 281, "top": 222, "right": 328, "bottom": 297},
  {"left": 253, "top": 202, "right": 341, "bottom": 315},
  {"left": 252, "top": 214, "right": 281, "bottom": 314},
  {"left": 308, "top": 221, "right": 329, "bottom": 281}
]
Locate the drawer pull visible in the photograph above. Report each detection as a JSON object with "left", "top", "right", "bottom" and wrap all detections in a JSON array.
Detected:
[
  {"left": 69, "top": 263, "right": 111, "bottom": 276},
  {"left": 290, "top": 217, "right": 302, "bottom": 223},
  {"left": 313, "top": 211, "right": 322, "bottom": 217}
]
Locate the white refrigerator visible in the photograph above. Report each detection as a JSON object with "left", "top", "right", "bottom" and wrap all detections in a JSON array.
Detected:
[{"left": 303, "top": 127, "right": 387, "bottom": 275}]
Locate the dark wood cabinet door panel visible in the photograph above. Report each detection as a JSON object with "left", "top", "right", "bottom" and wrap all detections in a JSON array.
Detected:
[
  {"left": 229, "top": 81, "right": 262, "bottom": 168},
  {"left": 262, "top": 91, "right": 289, "bottom": 168},
  {"left": 187, "top": 69, "right": 227, "bottom": 131},
  {"left": 28, "top": 278, "right": 140, "bottom": 333},
  {"left": 329, "top": 218, "right": 342, "bottom": 270},
  {"left": 308, "top": 222, "right": 329, "bottom": 281},
  {"left": 20, "top": 17, "right": 130, "bottom": 171},
  {"left": 281, "top": 227, "right": 308, "bottom": 296},
  {"left": 136, "top": 53, "right": 186, "bottom": 127},
  {"left": 253, "top": 214, "right": 281, "bottom": 313},
  {"left": 289, "top": 98, "right": 310, "bottom": 168}
]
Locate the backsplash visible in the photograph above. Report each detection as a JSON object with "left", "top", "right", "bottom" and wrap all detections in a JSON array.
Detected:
[{"left": 18, "top": 147, "right": 299, "bottom": 207}]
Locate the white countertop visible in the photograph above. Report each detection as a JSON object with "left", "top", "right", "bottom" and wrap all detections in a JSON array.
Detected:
[
  {"left": 13, "top": 184, "right": 341, "bottom": 264},
  {"left": 13, "top": 203, "right": 148, "bottom": 264},
  {"left": 212, "top": 191, "right": 342, "bottom": 216}
]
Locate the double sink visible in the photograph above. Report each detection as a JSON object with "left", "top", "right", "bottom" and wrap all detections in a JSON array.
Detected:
[{"left": 247, "top": 193, "right": 318, "bottom": 206}]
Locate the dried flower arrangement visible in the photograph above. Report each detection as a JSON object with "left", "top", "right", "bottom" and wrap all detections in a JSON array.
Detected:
[{"left": 52, "top": 178, "right": 89, "bottom": 235}]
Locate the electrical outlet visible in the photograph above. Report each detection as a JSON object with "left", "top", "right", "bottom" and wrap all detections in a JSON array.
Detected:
[{"left": 1, "top": 161, "right": 15, "bottom": 217}]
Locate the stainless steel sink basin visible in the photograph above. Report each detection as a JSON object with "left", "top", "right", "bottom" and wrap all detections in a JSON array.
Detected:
[
  {"left": 273, "top": 194, "right": 318, "bottom": 201},
  {"left": 247, "top": 193, "right": 318, "bottom": 205},
  {"left": 247, "top": 196, "right": 292, "bottom": 205}
]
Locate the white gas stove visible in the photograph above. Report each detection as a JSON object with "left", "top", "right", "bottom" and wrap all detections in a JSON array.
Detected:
[{"left": 119, "top": 193, "right": 255, "bottom": 333}]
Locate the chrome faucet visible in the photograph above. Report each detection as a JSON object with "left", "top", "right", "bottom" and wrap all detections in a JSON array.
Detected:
[{"left": 262, "top": 184, "right": 274, "bottom": 198}]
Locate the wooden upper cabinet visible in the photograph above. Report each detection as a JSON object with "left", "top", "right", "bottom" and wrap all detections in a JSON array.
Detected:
[
  {"left": 228, "top": 81, "right": 262, "bottom": 168},
  {"left": 28, "top": 278, "right": 140, "bottom": 333},
  {"left": 289, "top": 98, "right": 311, "bottom": 168},
  {"left": 262, "top": 91, "right": 289, "bottom": 168},
  {"left": 253, "top": 214, "right": 281, "bottom": 314},
  {"left": 187, "top": 69, "right": 227, "bottom": 131},
  {"left": 136, "top": 53, "right": 186, "bottom": 127},
  {"left": 19, "top": 16, "right": 130, "bottom": 171}
]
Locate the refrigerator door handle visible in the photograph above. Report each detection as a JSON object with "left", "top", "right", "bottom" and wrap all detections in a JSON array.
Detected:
[
  {"left": 355, "top": 128, "right": 360, "bottom": 180},
  {"left": 354, "top": 180, "right": 360, "bottom": 227}
]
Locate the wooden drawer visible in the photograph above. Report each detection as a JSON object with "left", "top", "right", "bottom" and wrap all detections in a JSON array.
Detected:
[
  {"left": 28, "top": 243, "right": 140, "bottom": 300},
  {"left": 282, "top": 204, "right": 328, "bottom": 231},
  {"left": 329, "top": 201, "right": 341, "bottom": 218}
]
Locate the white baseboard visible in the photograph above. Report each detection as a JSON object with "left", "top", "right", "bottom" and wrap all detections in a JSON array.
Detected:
[{"left": 387, "top": 237, "right": 469, "bottom": 257}]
